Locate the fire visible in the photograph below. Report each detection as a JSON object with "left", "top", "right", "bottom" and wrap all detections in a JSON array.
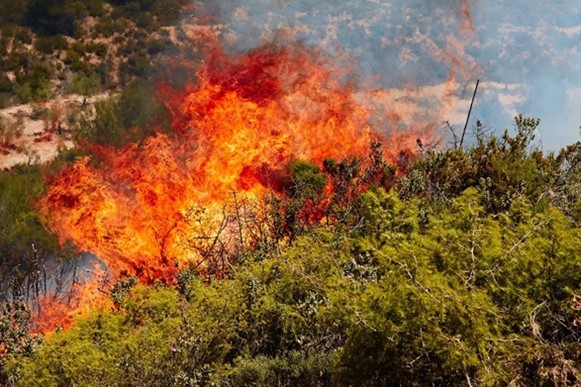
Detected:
[
  {"left": 31, "top": 261, "right": 111, "bottom": 334},
  {"left": 36, "top": 41, "right": 434, "bottom": 332}
]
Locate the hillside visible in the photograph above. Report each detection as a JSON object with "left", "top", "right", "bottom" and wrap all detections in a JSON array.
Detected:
[{"left": 0, "top": 1, "right": 580, "bottom": 386}]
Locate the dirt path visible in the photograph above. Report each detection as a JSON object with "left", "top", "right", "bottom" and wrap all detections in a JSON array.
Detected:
[{"left": 0, "top": 93, "right": 111, "bottom": 170}]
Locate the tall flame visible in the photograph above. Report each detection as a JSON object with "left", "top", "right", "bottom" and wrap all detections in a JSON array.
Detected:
[{"left": 36, "top": 41, "right": 436, "bottom": 332}]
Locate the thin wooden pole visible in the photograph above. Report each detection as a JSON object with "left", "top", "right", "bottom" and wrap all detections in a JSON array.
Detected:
[{"left": 460, "top": 79, "right": 480, "bottom": 148}]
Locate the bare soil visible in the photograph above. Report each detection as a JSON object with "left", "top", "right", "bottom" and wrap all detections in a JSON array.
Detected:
[{"left": 0, "top": 93, "right": 110, "bottom": 170}]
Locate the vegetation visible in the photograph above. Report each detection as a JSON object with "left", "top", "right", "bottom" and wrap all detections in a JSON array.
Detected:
[
  {"left": 0, "top": 116, "right": 579, "bottom": 385},
  {"left": 74, "top": 80, "right": 171, "bottom": 147},
  {"left": 0, "top": 0, "right": 185, "bottom": 105},
  {"left": 0, "top": 164, "right": 59, "bottom": 277},
  {"left": 0, "top": 2, "right": 580, "bottom": 385}
]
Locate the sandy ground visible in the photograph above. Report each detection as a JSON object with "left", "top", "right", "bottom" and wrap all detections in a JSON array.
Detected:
[{"left": 0, "top": 93, "right": 110, "bottom": 170}]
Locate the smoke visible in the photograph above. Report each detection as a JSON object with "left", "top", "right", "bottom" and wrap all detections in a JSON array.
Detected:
[
  {"left": 186, "top": 0, "right": 581, "bottom": 149},
  {"left": 190, "top": 0, "right": 479, "bottom": 83},
  {"left": 34, "top": 0, "right": 581, "bottom": 333}
]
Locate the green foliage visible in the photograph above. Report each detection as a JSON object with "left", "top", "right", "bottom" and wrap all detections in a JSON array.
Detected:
[
  {"left": 25, "top": 0, "right": 92, "bottom": 36},
  {"left": 120, "top": 52, "right": 152, "bottom": 82},
  {"left": 0, "top": 165, "right": 59, "bottom": 275},
  {"left": 110, "top": 277, "right": 137, "bottom": 306},
  {"left": 13, "top": 60, "right": 56, "bottom": 102},
  {"left": 6, "top": 284, "right": 183, "bottom": 385},
  {"left": 7, "top": 184, "right": 580, "bottom": 385},
  {"left": 69, "top": 72, "right": 101, "bottom": 95},
  {"left": 85, "top": 42, "right": 108, "bottom": 58},
  {"left": 0, "top": 302, "right": 41, "bottom": 385},
  {"left": 147, "top": 38, "right": 165, "bottom": 55},
  {"left": 0, "top": 26, "right": 33, "bottom": 48},
  {"left": 116, "top": 80, "right": 169, "bottom": 130},
  {"left": 288, "top": 160, "right": 327, "bottom": 200},
  {"left": 0, "top": 115, "right": 23, "bottom": 147},
  {"left": 1, "top": 100, "right": 580, "bottom": 387},
  {"left": 0, "top": 303, "right": 40, "bottom": 356},
  {"left": 0, "top": 0, "right": 30, "bottom": 25},
  {"left": 75, "top": 98, "right": 123, "bottom": 147},
  {"left": 111, "top": 0, "right": 182, "bottom": 27},
  {"left": 1, "top": 52, "right": 26, "bottom": 73},
  {"left": 75, "top": 81, "right": 171, "bottom": 147},
  {"left": 224, "top": 351, "right": 337, "bottom": 386},
  {"left": 35, "top": 35, "right": 68, "bottom": 54},
  {"left": 94, "top": 16, "right": 115, "bottom": 36},
  {"left": 64, "top": 48, "right": 84, "bottom": 73},
  {"left": 555, "top": 141, "right": 581, "bottom": 222},
  {"left": 0, "top": 75, "right": 14, "bottom": 94},
  {"left": 12, "top": 83, "right": 32, "bottom": 104},
  {"left": 400, "top": 115, "right": 577, "bottom": 217}
]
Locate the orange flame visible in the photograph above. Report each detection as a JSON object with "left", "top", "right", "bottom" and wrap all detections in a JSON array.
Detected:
[
  {"left": 31, "top": 262, "right": 111, "bottom": 334},
  {"left": 36, "top": 41, "right": 438, "bottom": 333}
]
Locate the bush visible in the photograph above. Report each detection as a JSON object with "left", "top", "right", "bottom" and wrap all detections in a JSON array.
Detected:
[
  {"left": 35, "top": 35, "right": 68, "bottom": 54},
  {"left": 0, "top": 75, "right": 13, "bottom": 93},
  {"left": 1, "top": 52, "right": 25, "bottom": 72},
  {"left": 94, "top": 16, "right": 114, "bottom": 36},
  {"left": 9, "top": 194, "right": 580, "bottom": 385},
  {"left": 13, "top": 82, "right": 32, "bottom": 103},
  {"left": 135, "top": 13, "right": 157, "bottom": 31},
  {"left": 146, "top": 39, "right": 164, "bottom": 55},
  {"left": 0, "top": 165, "right": 60, "bottom": 276},
  {"left": 0, "top": 0, "right": 29, "bottom": 25},
  {"left": 85, "top": 42, "right": 107, "bottom": 58},
  {"left": 14, "top": 27, "right": 32, "bottom": 45},
  {"left": 69, "top": 72, "right": 101, "bottom": 95},
  {"left": 0, "top": 93, "right": 12, "bottom": 108},
  {"left": 119, "top": 53, "right": 151, "bottom": 83},
  {"left": 75, "top": 80, "right": 170, "bottom": 146},
  {"left": 14, "top": 62, "right": 55, "bottom": 102}
]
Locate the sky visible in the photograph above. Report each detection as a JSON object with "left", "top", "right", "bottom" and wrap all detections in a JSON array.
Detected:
[{"left": 198, "top": 0, "right": 580, "bottom": 151}]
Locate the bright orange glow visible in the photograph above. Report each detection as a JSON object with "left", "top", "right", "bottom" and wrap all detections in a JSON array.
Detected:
[
  {"left": 36, "top": 42, "right": 439, "bottom": 333},
  {"left": 31, "top": 262, "right": 112, "bottom": 334}
]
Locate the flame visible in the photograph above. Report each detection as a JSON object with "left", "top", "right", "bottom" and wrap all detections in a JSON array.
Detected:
[
  {"left": 36, "top": 41, "right": 437, "bottom": 333},
  {"left": 31, "top": 262, "right": 111, "bottom": 334}
]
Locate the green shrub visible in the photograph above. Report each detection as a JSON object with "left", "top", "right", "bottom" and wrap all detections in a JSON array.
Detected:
[
  {"left": 0, "top": 0, "right": 29, "bottom": 25},
  {"left": 0, "top": 165, "right": 59, "bottom": 274},
  {"left": 94, "top": 16, "right": 114, "bottom": 36},
  {"left": 0, "top": 75, "right": 13, "bottom": 93},
  {"left": 13, "top": 82, "right": 32, "bottom": 103},
  {"left": 1, "top": 52, "right": 25, "bottom": 72},
  {"left": 69, "top": 72, "right": 101, "bottom": 95},
  {"left": 35, "top": 35, "right": 68, "bottom": 54},
  {"left": 147, "top": 39, "right": 164, "bottom": 55},
  {"left": 14, "top": 27, "right": 32, "bottom": 45},
  {"left": 86, "top": 42, "right": 107, "bottom": 58},
  {"left": 135, "top": 12, "right": 157, "bottom": 31},
  {"left": 10, "top": 195, "right": 580, "bottom": 385}
]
